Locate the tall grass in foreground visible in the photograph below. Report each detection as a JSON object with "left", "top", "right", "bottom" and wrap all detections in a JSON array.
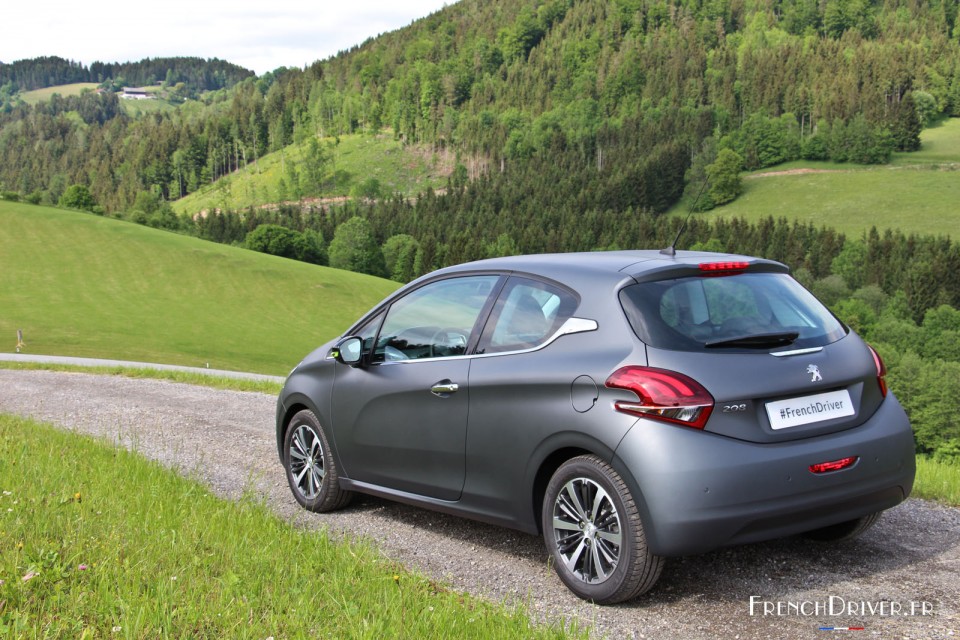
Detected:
[
  {"left": 0, "top": 415, "right": 582, "bottom": 639},
  {"left": 913, "top": 456, "right": 960, "bottom": 506}
]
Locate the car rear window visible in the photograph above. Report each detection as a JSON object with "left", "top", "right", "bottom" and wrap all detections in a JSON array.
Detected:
[{"left": 619, "top": 272, "right": 847, "bottom": 352}]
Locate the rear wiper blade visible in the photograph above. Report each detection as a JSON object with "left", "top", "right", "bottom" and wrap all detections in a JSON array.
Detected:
[{"left": 705, "top": 331, "right": 799, "bottom": 348}]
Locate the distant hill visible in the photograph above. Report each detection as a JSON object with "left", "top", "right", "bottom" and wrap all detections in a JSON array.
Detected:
[
  {"left": 0, "top": 55, "right": 254, "bottom": 92},
  {"left": 2, "top": 0, "right": 960, "bottom": 233},
  {"left": 0, "top": 200, "right": 397, "bottom": 374},
  {"left": 0, "top": 0, "right": 960, "bottom": 213}
]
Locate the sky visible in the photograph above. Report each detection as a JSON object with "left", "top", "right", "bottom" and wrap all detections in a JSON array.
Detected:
[{"left": 1, "top": 1, "right": 454, "bottom": 76}]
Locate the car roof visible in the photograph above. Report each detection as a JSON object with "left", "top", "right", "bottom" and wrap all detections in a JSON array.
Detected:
[
  {"left": 434, "top": 250, "right": 788, "bottom": 291},
  {"left": 347, "top": 250, "right": 791, "bottom": 338}
]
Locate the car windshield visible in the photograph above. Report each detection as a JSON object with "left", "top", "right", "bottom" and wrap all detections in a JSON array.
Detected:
[{"left": 619, "top": 272, "right": 846, "bottom": 352}]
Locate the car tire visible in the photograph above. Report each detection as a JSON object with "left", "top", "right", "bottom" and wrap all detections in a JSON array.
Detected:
[
  {"left": 804, "top": 511, "right": 882, "bottom": 542},
  {"left": 283, "top": 409, "right": 353, "bottom": 512},
  {"left": 542, "top": 455, "right": 663, "bottom": 604}
]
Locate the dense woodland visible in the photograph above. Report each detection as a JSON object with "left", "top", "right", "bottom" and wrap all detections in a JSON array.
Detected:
[
  {"left": 2, "top": 0, "right": 959, "bottom": 211},
  {"left": 1, "top": 0, "right": 959, "bottom": 457},
  {"left": 0, "top": 55, "right": 254, "bottom": 93}
]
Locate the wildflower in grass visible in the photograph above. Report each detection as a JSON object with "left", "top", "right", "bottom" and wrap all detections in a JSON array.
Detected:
[
  {"left": 74, "top": 492, "right": 82, "bottom": 503},
  {"left": 78, "top": 564, "right": 89, "bottom": 571},
  {"left": 2, "top": 490, "right": 11, "bottom": 496},
  {"left": 112, "top": 626, "right": 122, "bottom": 633}
]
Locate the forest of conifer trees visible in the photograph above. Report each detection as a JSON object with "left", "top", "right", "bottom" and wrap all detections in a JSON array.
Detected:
[{"left": 2, "top": 0, "right": 957, "bottom": 212}]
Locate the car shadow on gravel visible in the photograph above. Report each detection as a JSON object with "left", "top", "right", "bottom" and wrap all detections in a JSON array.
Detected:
[
  {"left": 346, "top": 494, "right": 548, "bottom": 560},
  {"left": 345, "top": 495, "right": 960, "bottom": 606},
  {"left": 641, "top": 499, "right": 960, "bottom": 606}
]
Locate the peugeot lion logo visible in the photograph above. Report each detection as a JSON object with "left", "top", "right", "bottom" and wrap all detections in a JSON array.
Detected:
[{"left": 807, "top": 364, "right": 823, "bottom": 382}]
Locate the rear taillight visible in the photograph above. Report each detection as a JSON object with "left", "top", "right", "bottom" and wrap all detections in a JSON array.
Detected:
[
  {"left": 868, "top": 345, "right": 888, "bottom": 397},
  {"left": 605, "top": 366, "right": 715, "bottom": 429}
]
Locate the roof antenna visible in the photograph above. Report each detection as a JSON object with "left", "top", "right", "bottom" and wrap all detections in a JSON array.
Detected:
[{"left": 661, "top": 177, "right": 708, "bottom": 256}]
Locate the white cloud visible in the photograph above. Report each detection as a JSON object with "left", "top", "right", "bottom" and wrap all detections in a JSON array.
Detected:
[{"left": 1, "top": 1, "right": 452, "bottom": 75}]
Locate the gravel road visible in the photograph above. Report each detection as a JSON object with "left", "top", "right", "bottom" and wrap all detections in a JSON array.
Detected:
[{"left": 1, "top": 369, "right": 957, "bottom": 639}]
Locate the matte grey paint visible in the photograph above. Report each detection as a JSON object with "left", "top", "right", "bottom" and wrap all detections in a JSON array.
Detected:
[{"left": 277, "top": 250, "right": 915, "bottom": 556}]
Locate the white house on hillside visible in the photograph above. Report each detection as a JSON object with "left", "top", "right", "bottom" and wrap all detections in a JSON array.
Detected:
[{"left": 120, "top": 87, "right": 154, "bottom": 100}]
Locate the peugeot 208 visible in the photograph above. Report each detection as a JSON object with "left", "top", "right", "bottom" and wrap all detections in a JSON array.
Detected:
[{"left": 276, "top": 250, "right": 915, "bottom": 603}]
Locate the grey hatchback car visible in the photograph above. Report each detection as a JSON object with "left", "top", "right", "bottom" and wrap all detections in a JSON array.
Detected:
[{"left": 276, "top": 250, "right": 915, "bottom": 603}]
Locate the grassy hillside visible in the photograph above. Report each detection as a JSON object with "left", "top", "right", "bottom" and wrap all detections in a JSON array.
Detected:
[
  {"left": 684, "top": 118, "right": 960, "bottom": 238},
  {"left": 0, "top": 201, "right": 399, "bottom": 374},
  {"left": 20, "top": 82, "right": 178, "bottom": 116},
  {"left": 20, "top": 83, "right": 99, "bottom": 104},
  {"left": 172, "top": 133, "right": 452, "bottom": 216},
  {"left": 117, "top": 91, "right": 178, "bottom": 116}
]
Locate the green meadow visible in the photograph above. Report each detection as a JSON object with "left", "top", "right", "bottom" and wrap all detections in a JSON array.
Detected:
[
  {"left": 172, "top": 133, "right": 452, "bottom": 216},
  {"left": 0, "top": 414, "right": 579, "bottom": 639},
  {"left": 118, "top": 96, "right": 177, "bottom": 116},
  {"left": 19, "top": 83, "right": 99, "bottom": 104},
  {"left": 914, "top": 456, "right": 960, "bottom": 506},
  {"left": 20, "top": 82, "right": 178, "bottom": 115},
  {"left": 0, "top": 201, "right": 399, "bottom": 375},
  {"left": 681, "top": 118, "right": 960, "bottom": 238}
]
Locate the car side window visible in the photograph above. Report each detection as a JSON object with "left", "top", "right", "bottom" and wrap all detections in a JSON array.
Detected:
[
  {"left": 478, "top": 277, "right": 578, "bottom": 354},
  {"left": 371, "top": 275, "right": 499, "bottom": 363}
]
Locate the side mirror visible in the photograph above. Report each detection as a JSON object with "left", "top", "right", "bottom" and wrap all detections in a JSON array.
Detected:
[{"left": 333, "top": 336, "right": 364, "bottom": 367}]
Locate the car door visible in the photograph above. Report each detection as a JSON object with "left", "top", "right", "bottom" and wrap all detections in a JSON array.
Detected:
[
  {"left": 463, "top": 276, "right": 587, "bottom": 511},
  {"left": 330, "top": 274, "right": 500, "bottom": 501}
]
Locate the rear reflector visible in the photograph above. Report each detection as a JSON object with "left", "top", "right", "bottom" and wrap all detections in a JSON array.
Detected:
[{"left": 809, "top": 456, "right": 859, "bottom": 474}]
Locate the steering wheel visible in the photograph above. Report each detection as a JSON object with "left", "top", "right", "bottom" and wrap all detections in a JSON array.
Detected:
[{"left": 430, "top": 327, "right": 467, "bottom": 358}]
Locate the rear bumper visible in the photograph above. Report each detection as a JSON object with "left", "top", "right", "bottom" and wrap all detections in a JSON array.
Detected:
[{"left": 613, "top": 395, "right": 915, "bottom": 556}]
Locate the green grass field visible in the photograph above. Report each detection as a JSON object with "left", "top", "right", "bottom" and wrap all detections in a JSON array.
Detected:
[
  {"left": 20, "top": 83, "right": 177, "bottom": 115},
  {"left": 172, "top": 133, "right": 452, "bottom": 216},
  {"left": 0, "top": 414, "right": 580, "bottom": 639},
  {"left": 119, "top": 97, "right": 177, "bottom": 116},
  {"left": 678, "top": 118, "right": 960, "bottom": 238},
  {"left": 0, "top": 201, "right": 399, "bottom": 375},
  {"left": 914, "top": 455, "right": 960, "bottom": 506},
  {"left": 19, "top": 83, "right": 99, "bottom": 105}
]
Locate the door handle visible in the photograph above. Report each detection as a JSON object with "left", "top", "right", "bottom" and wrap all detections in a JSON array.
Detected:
[{"left": 431, "top": 381, "right": 460, "bottom": 396}]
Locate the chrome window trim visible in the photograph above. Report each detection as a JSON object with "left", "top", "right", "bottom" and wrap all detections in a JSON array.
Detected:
[
  {"left": 771, "top": 347, "right": 824, "bottom": 357},
  {"left": 372, "top": 317, "right": 599, "bottom": 365},
  {"left": 474, "top": 316, "right": 598, "bottom": 359}
]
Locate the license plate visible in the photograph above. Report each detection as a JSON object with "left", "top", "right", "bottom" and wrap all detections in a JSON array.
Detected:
[{"left": 766, "top": 390, "right": 855, "bottom": 430}]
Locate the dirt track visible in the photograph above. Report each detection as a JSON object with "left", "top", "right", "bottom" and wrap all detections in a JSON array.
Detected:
[{"left": 1, "top": 369, "right": 957, "bottom": 639}]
